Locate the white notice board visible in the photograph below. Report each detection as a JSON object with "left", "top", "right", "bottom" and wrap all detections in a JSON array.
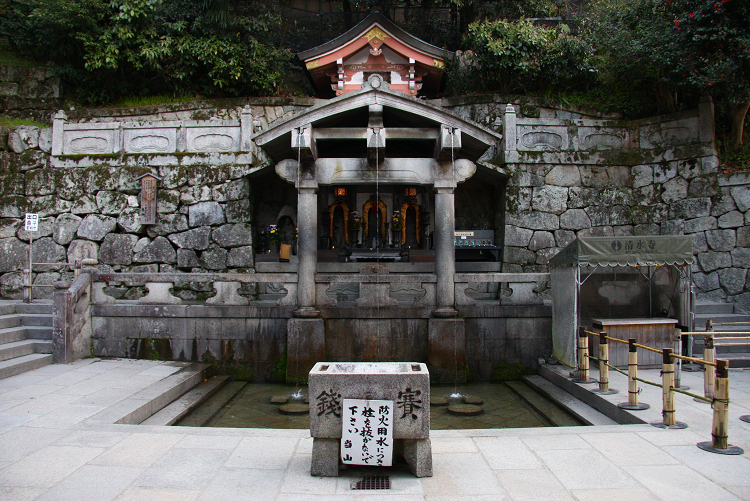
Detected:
[
  {"left": 24, "top": 213, "right": 38, "bottom": 232},
  {"left": 341, "top": 399, "right": 393, "bottom": 467}
]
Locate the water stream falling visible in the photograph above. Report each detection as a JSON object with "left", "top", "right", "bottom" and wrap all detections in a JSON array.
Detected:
[
  {"left": 375, "top": 127, "right": 381, "bottom": 351},
  {"left": 450, "top": 127, "right": 464, "bottom": 399},
  {"left": 294, "top": 128, "right": 302, "bottom": 397}
]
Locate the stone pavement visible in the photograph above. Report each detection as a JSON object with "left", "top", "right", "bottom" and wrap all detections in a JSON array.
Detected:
[{"left": 0, "top": 358, "right": 749, "bottom": 500}]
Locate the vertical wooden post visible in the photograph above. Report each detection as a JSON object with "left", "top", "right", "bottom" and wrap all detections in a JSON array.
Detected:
[
  {"left": 704, "top": 334, "right": 715, "bottom": 400},
  {"left": 577, "top": 327, "right": 590, "bottom": 382},
  {"left": 673, "top": 328, "right": 683, "bottom": 389},
  {"left": 712, "top": 360, "right": 729, "bottom": 449},
  {"left": 619, "top": 338, "right": 649, "bottom": 410},
  {"left": 628, "top": 338, "right": 638, "bottom": 406},
  {"left": 662, "top": 348, "right": 675, "bottom": 426},
  {"left": 598, "top": 332, "right": 609, "bottom": 392},
  {"left": 698, "top": 359, "right": 743, "bottom": 454}
]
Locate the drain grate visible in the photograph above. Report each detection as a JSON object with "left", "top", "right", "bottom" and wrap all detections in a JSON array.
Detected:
[{"left": 351, "top": 475, "right": 391, "bottom": 490}]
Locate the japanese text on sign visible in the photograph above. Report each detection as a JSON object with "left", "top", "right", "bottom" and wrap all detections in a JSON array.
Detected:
[
  {"left": 341, "top": 399, "right": 393, "bottom": 467},
  {"left": 140, "top": 176, "right": 158, "bottom": 225},
  {"left": 24, "top": 213, "right": 38, "bottom": 232}
]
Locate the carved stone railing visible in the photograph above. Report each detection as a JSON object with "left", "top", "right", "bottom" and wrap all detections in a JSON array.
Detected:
[
  {"left": 50, "top": 107, "right": 256, "bottom": 167},
  {"left": 454, "top": 272, "right": 550, "bottom": 306},
  {"left": 91, "top": 272, "right": 298, "bottom": 307},
  {"left": 53, "top": 269, "right": 94, "bottom": 363},
  {"left": 501, "top": 101, "right": 715, "bottom": 166},
  {"left": 316, "top": 267, "right": 437, "bottom": 307}
]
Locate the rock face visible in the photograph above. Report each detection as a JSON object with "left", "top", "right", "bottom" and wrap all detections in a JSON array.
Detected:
[{"left": 77, "top": 215, "right": 117, "bottom": 242}]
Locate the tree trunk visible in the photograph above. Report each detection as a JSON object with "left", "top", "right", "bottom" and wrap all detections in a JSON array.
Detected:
[
  {"left": 342, "top": 0, "right": 353, "bottom": 30},
  {"left": 730, "top": 98, "right": 750, "bottom": 150},
  {"left": 653, "top": 80, "right": 677, "bottom": 114}
]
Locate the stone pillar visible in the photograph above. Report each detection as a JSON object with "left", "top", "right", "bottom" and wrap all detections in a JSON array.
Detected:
[
  {"left": 433, "top": 187, "right": 455, "bottom": 311},
  {"left": 295, "top": 183, "right": 319, "bottom": 316},
  {"left": 51, "top": 110, "right": 66, "bottom": 156},
  {"left": 503, "top": 103, "right": 518, "bottom": 164}
]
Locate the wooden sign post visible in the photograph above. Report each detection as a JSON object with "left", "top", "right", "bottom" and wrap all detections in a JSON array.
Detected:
[{"left": 136, "top": 173, "right": 161, "bottom": 225}]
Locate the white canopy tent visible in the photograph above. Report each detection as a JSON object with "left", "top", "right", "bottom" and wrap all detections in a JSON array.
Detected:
[{"left": 549, "top": 235, "right": 694, "bottom": 367}]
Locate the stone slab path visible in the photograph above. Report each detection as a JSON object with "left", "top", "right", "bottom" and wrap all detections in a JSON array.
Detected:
[{"left": 0, "top": 358, "right": 748, "bottom": 500}]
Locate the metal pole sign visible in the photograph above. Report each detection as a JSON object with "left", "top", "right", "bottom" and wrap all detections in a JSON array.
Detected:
[
  {"left": 341, "top": 398, "right": 393, "bottom": 467},
  {"left": 24, "top": 213, "right": 38, "bottom": 303}
]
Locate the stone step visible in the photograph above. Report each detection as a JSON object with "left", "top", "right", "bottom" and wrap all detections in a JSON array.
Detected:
[
  {"left": 0, "top": 339, "right": 53, "bottom": 362},
  {"left": 18, "top": 314, "right": 53, "bottom": 327},
  {"left": 0, "top": 315, "right": 22, "bottom": 330},
  {"left": 694, "top": 314, "right": 750, "bottom": 330},
  {"left": 0, "top": 325, "right": 52, "bottom": 344},
  {"left": 0, "top": 353, "right": 53, "bottom": 380},
  {"left": 13, "top": 302, "right": 53, "bottom": 315},
  {"left": 522, "top": 374, "right": 619, "bottom": 426},
  {"left": 141, "top": 375, "right": 231, "bottom": 426},
  {"left": 0, "top": 303, "right": 17, "bottom": 316},
  {"left": 505, "top": 380, "right": 583, "bottom": 427},
  {"left": 695, "top": 302, "right": 735, "bottom": 315},
  {"left": 174, "top": 381, "right": 247, "bottom": 427}
]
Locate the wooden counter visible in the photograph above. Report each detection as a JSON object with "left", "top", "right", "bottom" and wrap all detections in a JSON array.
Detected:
[{"left": 591, "top": 318, "right": 678, "bottom": 367}]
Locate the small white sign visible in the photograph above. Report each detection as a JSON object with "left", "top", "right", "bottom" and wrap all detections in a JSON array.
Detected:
[
  {"left": 24, "top": 213, "right": 39, "bottom": 232},
  {"left": 341, "top": 398, "right": 393, "bottom": 467}
]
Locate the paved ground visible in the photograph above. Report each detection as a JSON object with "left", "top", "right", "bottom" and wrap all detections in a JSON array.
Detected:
[{"left": 0, "top": 358, "right": 749, "bottom": 500}]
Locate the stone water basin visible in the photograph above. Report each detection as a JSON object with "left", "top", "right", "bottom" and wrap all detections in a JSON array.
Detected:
[{"left": 308, "top": 361, "right": 429, "bottom": 440}]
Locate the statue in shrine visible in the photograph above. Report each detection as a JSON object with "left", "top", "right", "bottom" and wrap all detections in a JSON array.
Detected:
[
  {"left": 363, "top": 195, "right": 387, "bottom": 249},
  {"left": 327, "top": 200, "right": 350, "bottom": 249}
]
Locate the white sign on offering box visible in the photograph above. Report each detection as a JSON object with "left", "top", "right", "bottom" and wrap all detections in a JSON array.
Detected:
[{"left": 341, "top": 399, "right": 393, "bottom": 467}]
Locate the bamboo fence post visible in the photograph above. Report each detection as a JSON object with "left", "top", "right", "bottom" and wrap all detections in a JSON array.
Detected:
[
  {"left": 698, "top": 360, "right": 744, "bottom": 455},
  {"left": 662, "top": 348, "right": 676, "bottom": 426},
  {"left": 593, "top": 332, "right": 617, "bottom": 394},
  {"left": 618, "top": 338, "right": 649, "bottom": 410},
  {"left": 673, "top": 328, "right": 686, "bottom": 389},
  {"left": 704, "top": 334, "right": 715, "bottom": 400},
  {"left": 575, "top": 327, "right": 594, "bottom": 383},
  {"left": 598, "top": 332, "right": 608, "bottom": 391}
]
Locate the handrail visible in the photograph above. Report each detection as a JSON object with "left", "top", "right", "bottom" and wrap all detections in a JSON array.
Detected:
[
  {"left": 316, "top": 273, "right": 436, "bottom": 283},
  {"left": 93, "top": 272, "right": 298, "bottom": 283},
  {"left": 453, "top": 272, "right": 549, "bottom": 283}
]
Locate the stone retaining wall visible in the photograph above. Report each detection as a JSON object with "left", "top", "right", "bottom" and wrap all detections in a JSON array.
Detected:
[
  {"left": 0, "top": 66, "right": 61, "bottom": 120},
  {"left": 0, "top": 95, "right": 748, "bottom": 313}
]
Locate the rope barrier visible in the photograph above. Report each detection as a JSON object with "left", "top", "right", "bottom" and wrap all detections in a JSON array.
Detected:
[
  {"left": 633, "top": 343, "right": 663, "bottom": 354},
  {"left": 669, "top": 353, "right": 717, "bottom": 367},
  {"left": 681, "top": 331, "right": 750, "bottom": 336}
]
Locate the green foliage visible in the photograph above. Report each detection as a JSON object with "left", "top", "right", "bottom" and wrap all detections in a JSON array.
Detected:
[
  {"left": 453, "top": 19, "right": 593, "bottom": 95},
  {"left": 0, "top": 0, "right": 293, "bottom": 104},
  {"left": 0, "top": 116, "right": 50, "bottom": 128},
  {"left": 582, "top": 0, "right": 686, "bottom": 114},
  {"left": 491, "top": 362, "right": 534, "bottom": 381},
  {"left": 670, "top": 0, "right": 750, "bottom": 101},
  {"left": 0, "top": 40, "right": 37, "bottom": 67}
]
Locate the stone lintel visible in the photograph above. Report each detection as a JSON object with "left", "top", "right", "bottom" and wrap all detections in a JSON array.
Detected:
[{"left": 277, "top": 157, "right": 478, "bottom": 187}]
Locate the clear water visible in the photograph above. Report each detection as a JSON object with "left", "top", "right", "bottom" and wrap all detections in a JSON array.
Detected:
[{"left": 175, "top": 381, "right": 583, "bottom": 429}]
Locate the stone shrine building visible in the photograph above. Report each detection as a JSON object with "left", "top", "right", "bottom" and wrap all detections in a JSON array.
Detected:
[{"left": 1, "top": 13, "right": 746, "bottom": 381}]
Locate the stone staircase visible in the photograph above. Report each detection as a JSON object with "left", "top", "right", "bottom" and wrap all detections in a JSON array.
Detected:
[
  {"left": 0, "top": 301, "right": 54, "bottom": 379},
  {"left": 692, "top": 302, "right": 750, "bottom": 369}
]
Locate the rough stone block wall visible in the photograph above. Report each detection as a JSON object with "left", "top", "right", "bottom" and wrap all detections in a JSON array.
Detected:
[
  {"left": 443, "top": 97, "right": 750, "bottom": 314},
  {"left": 0, "top": 66, "right": 61, "bottom": 120},
  {"left": 0, "top": 101, "right": 309, "bottom": 300}
]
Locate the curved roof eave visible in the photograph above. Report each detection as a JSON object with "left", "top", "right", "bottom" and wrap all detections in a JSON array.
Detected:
[
  {"left": 253, "top": 86, "right": 502, "bottom": 163},
  {"left": 298, "top": 12, "right": 451, "bottom": 62}
]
